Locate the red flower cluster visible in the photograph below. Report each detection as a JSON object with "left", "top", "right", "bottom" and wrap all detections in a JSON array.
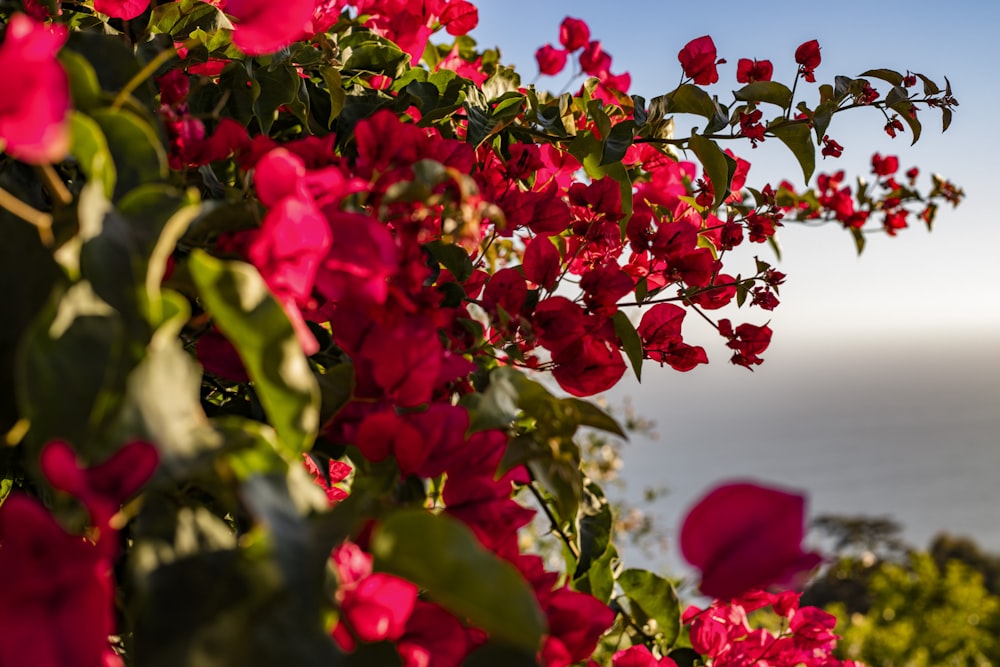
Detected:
[
  {"left": 535, "top": 16, "right": 631, "bottom": 101},
  {"left": 0, "top": 4, "right": 968, "bottom": 667},
  {"left": 0, "top": 441, "right": 158, "bottom": 667},
  {"left": 682, "top": 590, "right": 862, "bottom": 667}
]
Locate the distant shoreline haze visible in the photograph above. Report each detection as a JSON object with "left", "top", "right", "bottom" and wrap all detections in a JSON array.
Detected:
[{"left": 612, "top": 332, "right": 1000, "bottom": 573}]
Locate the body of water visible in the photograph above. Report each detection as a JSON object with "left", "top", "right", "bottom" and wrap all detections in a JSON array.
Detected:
[{"left": 610, "top": 332, "right": 1000, "bottom": 575}]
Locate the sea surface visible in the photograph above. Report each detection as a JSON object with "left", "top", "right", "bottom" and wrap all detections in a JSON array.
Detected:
[{"left": 607, "top": 332, "right": 1000, "bottom": 576}]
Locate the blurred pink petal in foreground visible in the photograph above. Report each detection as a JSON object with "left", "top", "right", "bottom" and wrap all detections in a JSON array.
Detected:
[
  {"left": 0, "top": 14, "right": 70, "bottom": 164},
  {"left": 680, "top": 481, "right": 822, "bottom": 599},
  {"left": 226, "top": 0, "right": 317, "bottom": 55}
]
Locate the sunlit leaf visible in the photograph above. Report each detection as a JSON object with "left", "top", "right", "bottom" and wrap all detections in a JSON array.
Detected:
[
  {"left": 188, "top": 250, "right": 320, "bottom": 457},
  {"left": 618, "top": 568, "right": 681, "bottom": 647},
  {"left": 372, "top": 510, "right": 546, "bottom": 651}
]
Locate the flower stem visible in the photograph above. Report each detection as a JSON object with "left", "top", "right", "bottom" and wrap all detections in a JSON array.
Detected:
[
  {"left": 110, "top": 37, "right": 200, "bottom": 112},
  {"left": 0, "top": 185, "right": 54, "bottom": 246},
  {"left": 36, "top": 164, "right": 72, "bottom": 206}
]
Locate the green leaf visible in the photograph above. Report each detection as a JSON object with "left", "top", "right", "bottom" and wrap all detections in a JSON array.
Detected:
[
  {"left": 631, "top": 95, "right": 648, "bottom": 125},
  {"left": 131, "top": 479, "right": 340, "bottom": 667},
  {"left": 118, "top": 185, "right": 202, "bottom": 309},
  {"left": 890, "top": 102, "right": 922, "bottom": 145},
  {"left": 461, "top": 644, "right": 539, "bottom": 667},
  {"left": 60, "top": 50, "right": 104, "bottom": 111},
  {"left": 17, "top": 282, "right": 129, "bottom": 457},
  {"left": 618, "top": 568, "right": 682, "bottom": 647},
  {"left": 528, "top": 453, "right": 582, "bottom": 525},
  {"left": 66, "top": 32, "right": 147, "bottom": 105},
  {"left": 318, "top": 67, "right": 347, "bottom": 125},
  {"left": 219, "top": 62, "right": 258, "bottom": 126},
  {"left": 111, "top": 293, "right": 224, "bottom": 476},
  {"left": 461, "top": 365, "right": 521, "bottom": 433},
  {"left": 575, "top": 543, "right": 617, "bottom": 604},
  {"left": 0, "top": 193, "right": 64, "bottom": 433},
  {"left": 884, "top": 85, "right": 909, "bottom": 107},
  {"left": 188, "top": 250, "right": 320, "bottom": 456},
  {"left": 372, "top": 510, "right": 546, "bottom": 651},
  {"left": 733, "top": 81, "right": 792, "bottom": 109},
  {"left": 339, "top": 32, "right": 409, "bottom": 78},
  {"left": 612, "top": 311, "right": 643, "bottom": 382},
  {"left": 345, "top": 643, "right": 401, "bottom": 667},
  {"left": 689, "top": 133, "right": 730, "bottom": 207},
  {"left": 668, "top": 648, "right": 702, "bottom": 667},
  {"left": 69, "top": 112, "right": 116, "bottom": 199},
  {"left": 915, "top": 72, "right": 941, "bottom": 95},
  {"left": 767, "top": 234, "right": 782, "bottom": 262},
  {"left": 563, "top": 398, "right": 626, "bottom": 439},
  {"left": 769, "top": 122, "right": 815, "bottom": 184},
  {"left": 483, "top": 66, "right": 521, "bottom": 101},
  {"left": 426, "top": 240, "right": 474, "bottom": 282},
  {"left": 147, "top": 0, "right": 233, "bottom": 39},
  {"left": 253, "top": 65, "right": 300, "bottom": 135},
  {"left": 316, "top": 363, "right": 354, "bottom": 426},
  {"left": 573, "top": 481, "right": 612, "bottom": 581},
  {"left": 668, "top": 84, "right": 722, "bottom": 122},
  {"left": 859, "top": 68, "right": 904, "bottom": 86},
  {"left": 812, "top": 100, "right": 837, "bottom": 146},
  {"left": 601, "top": 120, "right": 637, "bottom": 166},
  {"left": 850, "top": 226, "right": 866, "bottom": 255},
  {"left": 941, "top": 107, "right": 953, "bottom": 133},
  {"left": 91, "top": 108, "right": 168, "bottom": 199}
]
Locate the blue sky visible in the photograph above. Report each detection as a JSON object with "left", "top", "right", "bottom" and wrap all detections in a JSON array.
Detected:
[{"left": 469, "top": 2, "right": 1000, "bottom": 565}]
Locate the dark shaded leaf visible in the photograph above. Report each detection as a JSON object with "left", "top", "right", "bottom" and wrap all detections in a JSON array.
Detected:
[
  {"left": 689, "top": 133, "right": 729, "bottom": 207},
  {"left": 859, "top": 68, "right": 904, "bottom": 86},
  {"left": 890, "top": 102, "right": 922, "bottom": 145},
  {"left": 733, "top": 81, "right": 792, "bottom": 109},
  {"left": 769, "top": 121, "right": 815, "bottom": 183},
  {"left": 601, "top": 120, "right": 637, "bottom": 166},
  {"left": 69, "top": 112, "right": 116, "bottom": 198},
  {"left": 253, "top": 65, "right": 300, "bottom": 135},
  {"left": 426, "top": 240, "right": 474, "bottom": 282},
  {"left": 461, "top": 644, "right": 540, "bottom": 666},
  {"left": 91, "top": 108, "right": 168, "bottom": 199}
]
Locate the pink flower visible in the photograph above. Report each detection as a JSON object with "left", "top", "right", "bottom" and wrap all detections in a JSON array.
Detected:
[
  {"left": 330, "top": 542, "right": 418, "bottom": 652},
  {"left": 0, "top": 14, "right": 69, "bottom": 164},
  {"left": 0, "top": 495, "right": 122, "bottom": 667},
  {"left": 678, "top": 35, "right": 724, "bottom": 86},
  {"left": 40, "top": 440, "right": 159, "bottom": 539},
  {"left": 637, "top": 303, "right": 708, "bottom": 372},
  {"left": 93, "top": 0, "right": 150, "bottom": 19},
  {"left": 680, "top": 481, "right": 822, "bottom": 599},
  {"left": 736, "top": 58, "right": 773, "bottom": 83},
  {"left": 246, "top": 148, "right": 334, "bottom": 355},
  {"left": 536, "top": 44, "right": 568, "bottom": 76},
  {"left": 440, "top": 0, "right": 478, "bottom": 36},
  {"left": 226, "top": 0, "right": 317, "bottom": 55},
  {"left": 579, "top": 40, "right": 611, "bottom": 76},
  {"left": 613, "top": 645, "right": 678, "bottom": 667},
  {"left": 559, "top": 17, "right": 590, "bottom": 52},
  {"left": 794, "top": 40, "right": 821, "bottom": 82}
]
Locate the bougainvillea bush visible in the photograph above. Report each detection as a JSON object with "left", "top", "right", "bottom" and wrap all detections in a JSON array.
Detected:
[{"left": 0, "top": 1, "right": 963, "bottom": 665}]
